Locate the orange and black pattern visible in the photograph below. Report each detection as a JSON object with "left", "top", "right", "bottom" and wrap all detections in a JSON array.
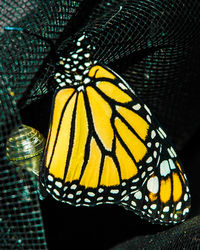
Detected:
[{"left": 40, "top": 33, "right": 191, "bottom": 225}]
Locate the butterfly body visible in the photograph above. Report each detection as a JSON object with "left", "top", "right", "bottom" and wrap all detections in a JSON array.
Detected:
[{"left": 40, "top": 34, "right": 191, "bottom": 225}]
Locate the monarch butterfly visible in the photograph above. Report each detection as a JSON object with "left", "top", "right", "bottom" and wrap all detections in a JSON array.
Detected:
[
  {"left": 4, "top": 27, "right": 190, "bottom": 225},
  {"left": 38, "top": 33, "right": 191, "bottom": 225}
]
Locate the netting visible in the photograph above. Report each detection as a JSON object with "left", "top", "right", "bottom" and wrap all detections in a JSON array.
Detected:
[
  {"left": 111, "top": 215, "right": 200, "bottom": 250},
  {"left": 0, "top": 0, "right": 200, "bottom": 249}
]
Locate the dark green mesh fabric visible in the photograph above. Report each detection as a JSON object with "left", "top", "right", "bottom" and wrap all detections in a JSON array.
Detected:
[
  {"left": 111, "top": 215, "right": 200, "bottom": 250},
  {"left": 0, "top": 68, "right": 47, "bottom": 247},
  {"left": 0, "top": 0, "right": 200, "bottom": 249}
]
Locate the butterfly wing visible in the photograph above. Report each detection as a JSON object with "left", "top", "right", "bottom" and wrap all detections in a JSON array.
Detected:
[
  {"left": 40, "top": 64, "right": 191, "bottom": 224},
  {"left": 120, "top": 142, "right": 191, "bottom": 224}
]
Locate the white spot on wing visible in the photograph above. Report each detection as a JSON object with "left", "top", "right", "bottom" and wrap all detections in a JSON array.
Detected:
[
  {"left": 121, "top": 190, "right": 127, "bottom": 196},
  {"left": 98, "top": 188, "right": 104, "bottom": 193},
  {"left": 83, "top": 69, "right": 89, "bottom": 75},
  {"left": 73, "top": 60, "right": 79, "bottom": 65},
  {"left": 132, "top": 103, "right": 141, "bottom": 110},
  {"left": 146, "top": 156, "right": 153, "bottom": 163},
  {"left": 122, "top": 196, "right": 129, "bottom": 201},
  {"left": 147, "top": 142, "right": 152, "bottom": 147},
  {"left": 141, "top": 172, "right": 146, "bottom": 178},
  {"left": 134, "top": 191, "right": 142, "bottom": 199},
  {"left": 151, "top": 130, "right": 156, "bottom": 139},
  {"left": 71, "top": 184, "right": 77, "bottom": 190},
  {"left": 150, "top": 204, "right": 157, "bottom": 209},
  {"left": 56, "top": 78, "right": 61, "bottom": 83},
  {"left": 147, "top": 176, "right": 159, "bottom": 193},
  {"left": 110, "top": 189, "right": 119, "bottom": 194},
  {"left": 160, "top": 160, "right": 170, "bottom": 177},
  {"left": 132, "top": 178, "right": 139, "bottom": 183},
  {"left": 53, "top": 189, "right": 60, "bottom": 196},
  {"left": 118, "top": 82, "right": 127, "bottom": 90},
  {"left": 167, "top": 147, "right": 174, "bottom": 158},
  {"left": 78, "top": 65, "right": 84, "bottom": 70},
  {"left": 64, "top": 64, "right": 70, "bottom": 69},
  {"left": 131, "top": 201, "right": 136, "bottom": 206},
  {"left": 147, "top": 166, "right": 153, "bottom": 171},
  {"left": 76, "top": 48, "right": 83, "bottom": 53},
  {"left": 88, "top": 192, "right": 95, "bottom": 197},
  {"left": 176, "top": 202, "right": 182, "bottom": 210},
  {"left": 78, "top": 34, "right": 85, "bottom": 42},
  {"left": 84, "top": 53, "right": 90, "bottom": 58},
  {"left": 72, "top": 54, "right": 78, "bottom": 59},
  {"left": 144, "top": 104, "right": 152, "bottom": 115},
  {"left": 184, "top": 193, "right": 188, "bottom": 201},
  {"left": 66, "top": 79, "right": 72, "bottom": 84},
  {"left": 76, "top": 198, "right": 81, "bottom": 203},
  {"left": 77, "top": 85, "right": 84, "bottom": 92},
  {"left": 146, "top": 115, "right": 151, "bottom": 123},
  {"left": 84, "top": 62, "right": 91, "bottom": 67},
  {"left": 168, "top": 159, "right": 176, "bottom": 170},
  {"left": 48, "top": 175, "right": 53, "bottom": 182},
  {"left": 157, "top": 127, "right": 167, "bottom": 139},
  {"left": 170, "top": 147, "right": 177, "bottom": 157},
  {"left": 174, "top": 214, "right": 178, "bottom": 219},
  {"left": 83, "top": 78, "right": 90, "bottom": 84},
  {"left": 75, "top": 75, "right": 82, "bottom": 81},
  {"left": 163, "top": 206, "right": 169, "bottom": 212},
  {"left": 68, "top": 194, "right": 74, "bottom": 199},
  {"left": 55, "top": 181, "right": 62, "bottom": 188},
  {"left": 183, "top": 208, "right": 189, "bottom": 215}
]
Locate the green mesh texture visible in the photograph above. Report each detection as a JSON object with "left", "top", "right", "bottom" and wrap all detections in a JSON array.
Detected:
[
  {"left": 0, "top": 0, "right": 200, "bottom": 249},
  {"left": 0, "top": 79, "right": 47, "bottom": 248}
]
